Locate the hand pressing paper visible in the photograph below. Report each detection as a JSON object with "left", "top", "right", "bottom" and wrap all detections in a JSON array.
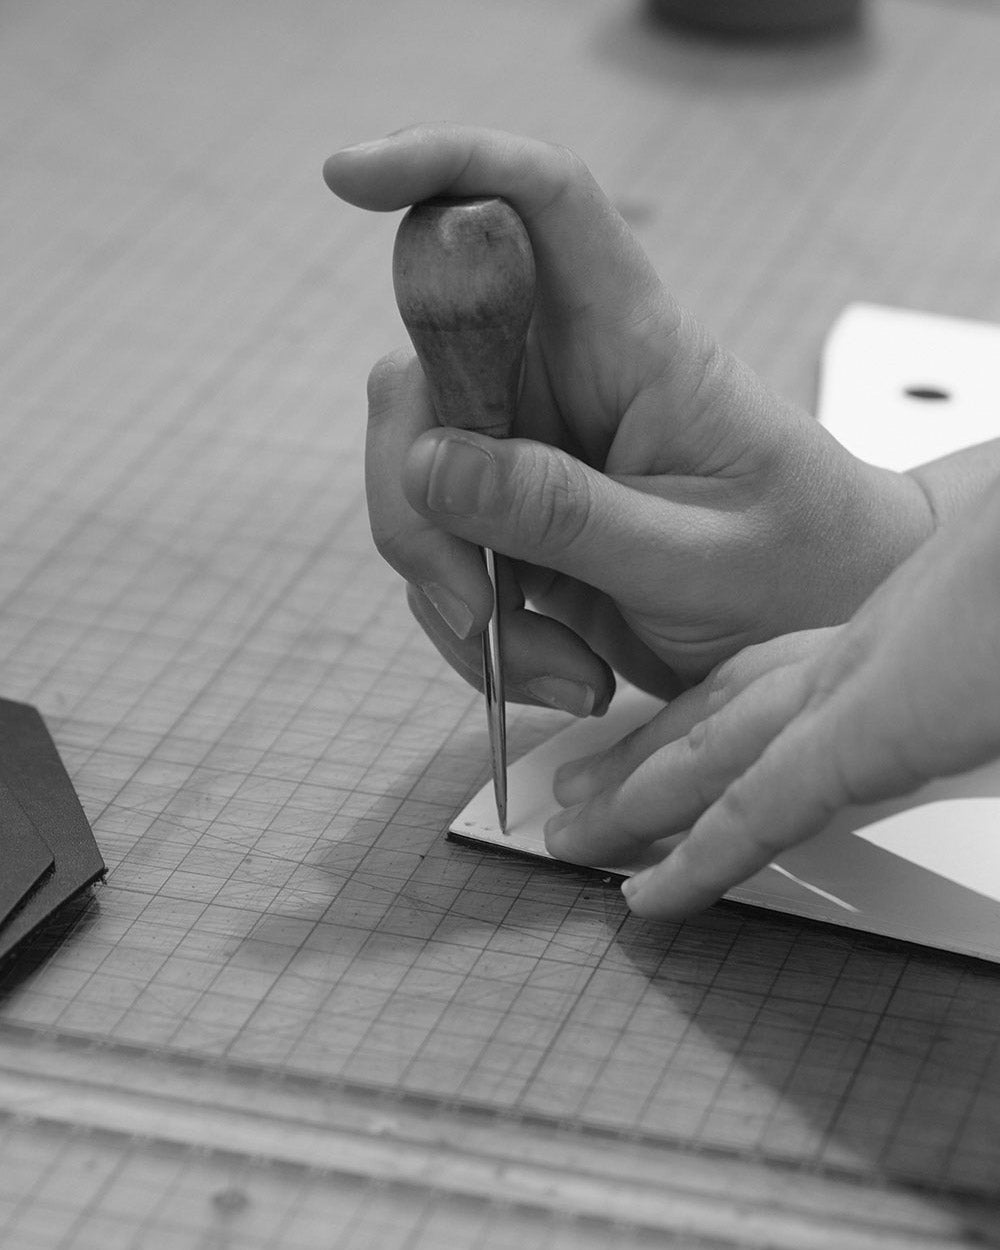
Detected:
[
  {"left": 452, "top": 303, "right": 1000, "bottom": 961},
  {"left": 0, "top": 698, "right": 105, "bottom": 967},
  {"left": 450, "top": 685, "right": 1000, "bottom": 963}
]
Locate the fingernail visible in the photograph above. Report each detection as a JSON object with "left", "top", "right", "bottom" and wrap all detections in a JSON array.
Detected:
[
  {"left": 544, "top": 802, "right": 584, "bottom": 839},
  {"left": 526, "top": 677, "right": 596, "bottom": 717},
  {"left": 334, "top": 137, "right": 388, "bottom": 157},
  {"left": 419, "top": 583, "right": 475, "bottom": 639},
  {"left": 426, "top": 436, "right": 496, "bottom": 516}
]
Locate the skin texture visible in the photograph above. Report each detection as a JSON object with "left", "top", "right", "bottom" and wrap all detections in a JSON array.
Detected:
[
  {"left": 324, "top": 124, "right": 933, "bottom": 717},
  {"left": 325, "top": 123, "right": 1000, "bottom": 918}
]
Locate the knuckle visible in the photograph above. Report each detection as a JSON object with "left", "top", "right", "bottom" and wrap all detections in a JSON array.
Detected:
[
  {"left": 366, "top": 349, "right": 416, "bottom": 416},
  {"left": 550, "top": 141, "right": 589, "bottom": 184},
  {"left": 368, "top": 505, "right": 426, "bottom": 582},
  {"left": 704, "top": 639, "right": 779, "bottom": 707},
  {"left": 702, "top": 655, "right": 745, "bottom": 706},
  {"left": 524, "top": 140, "right": 590, "bottom": 217},
  {"left": 369, "top": 516, "right": 406, "bottom": 567},
  {"left": 683, "top": 712, "right": 716, "bottom": 762},
  {"left": 513, "top": 445, "right": 592, "bottom": 559},
  {"left": 367, "top": 509, "right": 428, "bottom": 581}
]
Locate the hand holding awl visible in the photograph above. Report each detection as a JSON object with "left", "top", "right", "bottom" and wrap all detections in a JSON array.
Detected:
[{"left": 393, "top": 197, "right": 536, "bottom": 832}]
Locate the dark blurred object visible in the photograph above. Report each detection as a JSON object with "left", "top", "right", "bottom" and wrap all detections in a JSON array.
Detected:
[
  {"left": 0, "top": 698, "right": 104, "bottom": 968},
  {"left": 650, "top": 0, "right": 862, "bottom": 37}
]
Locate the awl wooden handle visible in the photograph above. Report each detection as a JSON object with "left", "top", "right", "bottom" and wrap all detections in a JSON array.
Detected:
[{"left": 392, "top": 196, "right": 535, "bottom": 438}]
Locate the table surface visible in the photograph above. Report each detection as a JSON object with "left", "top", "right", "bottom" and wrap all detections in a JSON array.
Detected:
[{"left": 2, "top": 1, "right": 1000, "bottom": 1247}]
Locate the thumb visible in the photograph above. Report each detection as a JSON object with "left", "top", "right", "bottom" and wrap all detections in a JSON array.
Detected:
[{"left": 402, "top": 427, "right": 678, "bottom": 599}]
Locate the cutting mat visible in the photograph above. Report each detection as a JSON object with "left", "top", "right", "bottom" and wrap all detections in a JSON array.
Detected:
[{"left": 2, "top": 0, "right": 1000, "bottom": 1246}]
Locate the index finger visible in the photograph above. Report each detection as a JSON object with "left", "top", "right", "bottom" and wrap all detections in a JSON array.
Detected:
[{"left": 323, "top": 123, "right": 663, "bottom": 330}]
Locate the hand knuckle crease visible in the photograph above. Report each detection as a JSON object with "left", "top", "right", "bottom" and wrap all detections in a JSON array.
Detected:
[{"left": 532, "top": 454, "right": 590, "bottom": 554}]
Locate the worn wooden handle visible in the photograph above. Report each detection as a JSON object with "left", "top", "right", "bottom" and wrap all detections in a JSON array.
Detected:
[{"left": 392, "top": 197, "right": 535, "bottom": 438}]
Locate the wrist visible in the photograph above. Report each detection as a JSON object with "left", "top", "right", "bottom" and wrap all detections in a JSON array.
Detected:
[{"left": 773, "top": 428, "right": 935, "bottom": 629}]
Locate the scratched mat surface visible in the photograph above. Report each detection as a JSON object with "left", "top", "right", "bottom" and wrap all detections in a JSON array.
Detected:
[{"left": 2, "top": 0, "right": 1000, "bottom": 1245}]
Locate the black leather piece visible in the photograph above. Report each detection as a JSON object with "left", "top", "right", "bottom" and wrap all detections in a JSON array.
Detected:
[
  {"left": 0, "top": 699, "right": 105, "bottom": 963},
  {"left": 0, "top": 779, "right": 54, "bottom": 922}
]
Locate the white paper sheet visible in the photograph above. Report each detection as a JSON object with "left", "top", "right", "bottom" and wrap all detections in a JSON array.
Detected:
[
  {"left": 450, "top": 686, "right": 1000, "bottom": 961},
  {"left": 818, "top": 302, "right": 1000, "bottom": 470}
]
